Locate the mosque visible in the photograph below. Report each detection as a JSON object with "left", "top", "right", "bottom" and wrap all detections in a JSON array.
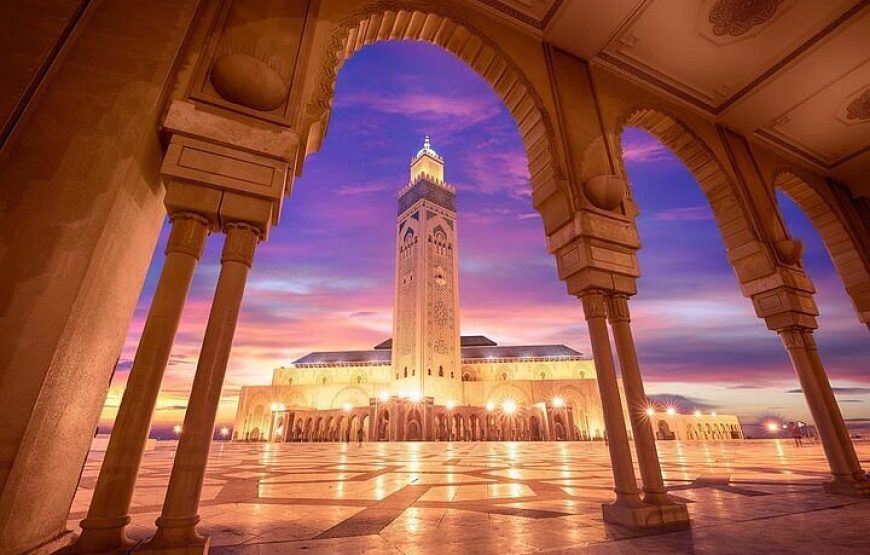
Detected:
[{"left": 233, "top": 138, "right": 742, "bottom": 443}]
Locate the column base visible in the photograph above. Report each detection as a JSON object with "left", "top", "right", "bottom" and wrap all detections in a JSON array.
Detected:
[
  {"left": 823, "top": 478, "right": 870, "bottom": 497},
  {"left": 601, "top": 500, "right": 690, "bottom": 528},
  {"left": 57, "top": 518, "right": 136, "bottom": 555}
]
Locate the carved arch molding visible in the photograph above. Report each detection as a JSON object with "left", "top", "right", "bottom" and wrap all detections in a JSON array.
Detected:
[{"left": 303, "top": 1, "right": 570, "bottom": 227}]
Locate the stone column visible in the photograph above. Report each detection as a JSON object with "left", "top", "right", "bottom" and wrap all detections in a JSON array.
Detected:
[
  {"left": 580, "top": 291, "right": 644, "bottom": 509},
  {"left": 800, "top": 330, "right": 869, "bottom": 494},
  {"left": 779, "top": 328, "right": 855, "bottom": 488},
  {"left": 139, "top": 222, "right": 260, "bottom": 554},
  {"left": 606, "top": 295, "right": 679, "bottom": 507},
  {"left": 65, "top": 212, "right": 209, "bottom": 554}
]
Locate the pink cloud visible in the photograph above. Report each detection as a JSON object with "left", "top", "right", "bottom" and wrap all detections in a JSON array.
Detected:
[
  {"left": 336, "top": 90, "right": 502, "bottom": 132},
  {"left": 621, "top": 134, "right": 671, "bottom": 163},
  {"left": 652, "top": 205, "right": 714, "bottom": 221}
]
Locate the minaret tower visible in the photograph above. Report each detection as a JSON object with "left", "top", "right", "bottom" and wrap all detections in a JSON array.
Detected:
[{"left": 391, "top": 136, "right": 462, "bottom": 404}]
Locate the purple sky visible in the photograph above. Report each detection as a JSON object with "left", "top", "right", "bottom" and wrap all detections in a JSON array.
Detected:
[{"left": 102, "top": 41, "right": 869, "bottom": 437}]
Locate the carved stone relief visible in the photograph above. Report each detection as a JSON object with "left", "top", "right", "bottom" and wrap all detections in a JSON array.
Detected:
[
  {"left": 845, "top": 89, "right": 870, "bottom": 121},
  {"left": 708, "top": 0, "right": 783, "bottom": 37}
]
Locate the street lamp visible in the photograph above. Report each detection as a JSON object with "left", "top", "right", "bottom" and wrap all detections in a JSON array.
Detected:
[
  {"left": 693, "top": 410, "right": 701, "bottom": 417},
  {"left": 766, "top": 422, "right": 780, "bottom": 433},
  {"left": 645, "top": 407, "right": 655, "bottom": 417},
  {"left": 502, "top": 399, "right": 516, "bottom": 414},
  {"left": 220, "top": 426, "right": 230, "bottom": 439},
  {"left": 666, "top": 407, "right": 676, "bottom": 416},
  {"left": 552, "top": 396, "right": 564, "bottom": 408},
  {"left": 173, "top": 424, "right": 182, "bottom": 436},
  {"left": 446, "top": 400, "right": 455, "bottom": 410},
  {"left": 485, "top": 401, "right": 495, "bottom": 412}
]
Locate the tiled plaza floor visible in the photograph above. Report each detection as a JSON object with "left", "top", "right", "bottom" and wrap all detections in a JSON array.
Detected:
[{"left": 67, "top": 440, "right": 870, "bottom": 554}]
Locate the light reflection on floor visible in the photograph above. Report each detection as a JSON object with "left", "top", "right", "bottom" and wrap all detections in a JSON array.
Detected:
[{"left": 66, "top": 440, "right": 870, "bottom": 554}]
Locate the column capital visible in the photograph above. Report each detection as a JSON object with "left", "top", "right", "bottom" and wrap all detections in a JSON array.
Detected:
[
  {"left": 778, "top": 326, "right": 813, "bottom": 350},
  {"left": 605, "top": 293, "right": 631, "bottom": 323},
  {"left": 165, "top": 212, "right": 210, "bottom": 259},
  {"left": 221, "top": 222, "right": 261, "bottom": 267},
  {"left": 579, "top": 290, "right": 608, "bottom": 320}
]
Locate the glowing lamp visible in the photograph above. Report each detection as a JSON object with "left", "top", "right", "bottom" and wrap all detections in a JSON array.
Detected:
[
  {"left": 342, "top": 403, "right": 352, "bottom": 413},
  {"left": 766, "top": 422, "right": 779, "bottom": 433},
  {"left": 645, "top": 407, "right": 655, "bottom": 417},
  {"left": 503, "top": 400, "right": 517, "bottom": 414},
  {"left": 220, "top": 427, "right": 229, "bottom": 437},
  {"left": 552, "top": 396, "right": 564, "bottom": 408},
  {"left": 173, "top": 425, "right": 182, "bottom": 435},
  {"left": 666, "top": 407, "right": 676, "bottom": 416},
  {"left": 446, "top": 400, "right": 455, "bottom": 410},
  {"left": 379, "top": 391, "right": 390, "bottom": 402},
  {"left": 693, "top": 410, "right": 702, "bottom": 417},
  {"left": 486, "top": 401, "right": 495, "bottom": 412}
]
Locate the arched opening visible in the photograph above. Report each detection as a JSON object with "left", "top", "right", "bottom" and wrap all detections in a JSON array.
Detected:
[
  {"left": 617, "top": 118, "right": 807, "bottom": 437},
  {"left": 774, "top": 171, "right": 869, "bottom": 329},
  {"left": 529, "top": 415, "right": 542, "bottom": 441},
  {"left": 378, "top": 410, "right": 390, "bottom": 441}
]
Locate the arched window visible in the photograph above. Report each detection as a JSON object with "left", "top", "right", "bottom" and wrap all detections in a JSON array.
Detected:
[
  {"left": 427, "top": 368, "right": 431, "bottom": 376},
  {"left": 462, "top": 373, "right": 471, "bottom": 382},
  {"left": 539, "top": 371, "right": 546, "bottom": 380},
  {"left": 321, "top": 377, "right": 328, "bottom": 385},
  {"left": 438, "top": 366, "right": 444, "bottom": 377},
  {"left": 355, "top": 375, "right": 363, "bottom": 384},
  {"left": 404, "top": 367, "right": 408, "bottom": 378},
  {"left": 450, "top": 371, "right": 454, "bottom": 378},
  {"left": 287, "top": 377, "right": 293, "bottom": 385},
  {"left": 500, "top": 372, "right": 508, "bottom": 381},
  {"left": 412, "top": 368, "right": 416, "bottom": 376},
  {"left": 395, "top": 372, "right": 399, "bottom": 380}
]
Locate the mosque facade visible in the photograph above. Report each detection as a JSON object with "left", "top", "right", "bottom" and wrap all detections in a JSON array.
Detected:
[{"left": 233, "top": 139, "right": 742, "bottom": 443}]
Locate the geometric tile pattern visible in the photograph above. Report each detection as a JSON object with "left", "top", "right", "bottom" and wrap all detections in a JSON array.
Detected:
[{"left": 66, "top": 440, "right": 870, "bottom": 553}]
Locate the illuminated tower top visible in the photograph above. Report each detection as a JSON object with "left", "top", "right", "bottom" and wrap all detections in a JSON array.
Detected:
[{"left": 410, "top": 134, "right": 444, "bottom": 182}]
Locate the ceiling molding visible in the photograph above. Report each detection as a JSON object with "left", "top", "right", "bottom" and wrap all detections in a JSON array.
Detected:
[
  {"left": 718, "top": 1, "right": 868, "bottom": 113},
  {"left": 472, "top": 0, "right": 564, "bottom": 31},
  {"left": 594, "top": 1, "right": 867, "bottom": 116},
  {"left": 755, "top": 128, "right": 870, "bottom": 170}
]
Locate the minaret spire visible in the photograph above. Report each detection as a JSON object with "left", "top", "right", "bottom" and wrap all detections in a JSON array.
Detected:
[{"left": 410, "top": 133, "right": 444, "bottom": 182}]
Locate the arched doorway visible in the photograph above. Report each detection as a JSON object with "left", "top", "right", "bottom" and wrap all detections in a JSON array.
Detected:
[
  {"left": 529, "top": 415, "right": 542, "bottom": 441},
  {"left": 378, "top": 410, "right": 390, "bottom": 441}
]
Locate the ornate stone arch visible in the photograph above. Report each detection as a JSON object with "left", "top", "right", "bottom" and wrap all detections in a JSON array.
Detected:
[
  {"left": 486, "top": 383, "right": 532, "bottom": 406},
  {"left": 330, "top": 385, "right": 371, "bottom": 410},
  {"left": 301, "top": 2, "right": 572, "bottom": 232},
  {"left": 615, "top": 106, "right": 769, "bottom": 286},
  {"left": 773, "top": 169, "right": 870, "bottom": 327}
]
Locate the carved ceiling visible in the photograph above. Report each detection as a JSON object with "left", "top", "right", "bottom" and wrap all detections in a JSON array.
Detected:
[
  {"left": 469, "top": 0, "right": 563, "bottom": 30},
  {"left": 478, "top": 0, "right": 868, "bottom": 197}
]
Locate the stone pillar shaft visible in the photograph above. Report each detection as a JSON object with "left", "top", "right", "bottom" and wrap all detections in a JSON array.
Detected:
[
  {"left": 140, "top": 223, "right": 260, "bottom": 552},
  {"left": 779, "top": 328, "right": 852, "bottom": 480},
  {"left": 580, "top": 291, "right": 642, "bottom": 504},
  {"left": 802, "top": 333, "right": 866, "bottom": 481},
  {"left": 606, "top": 294, "right": 670, "bottom": 505},
  {"left": 68, "top": 213, "right": 209, "bottom": 553}
]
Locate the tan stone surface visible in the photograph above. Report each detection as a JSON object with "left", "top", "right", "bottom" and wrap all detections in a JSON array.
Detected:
[{"left": 64, "top": 440, "right": 870, "bottom": 554}]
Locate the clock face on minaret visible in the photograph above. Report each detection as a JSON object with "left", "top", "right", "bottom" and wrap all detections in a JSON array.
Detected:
[{"left": 391, "top": 136, "right": 463, "bottom": 403}]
